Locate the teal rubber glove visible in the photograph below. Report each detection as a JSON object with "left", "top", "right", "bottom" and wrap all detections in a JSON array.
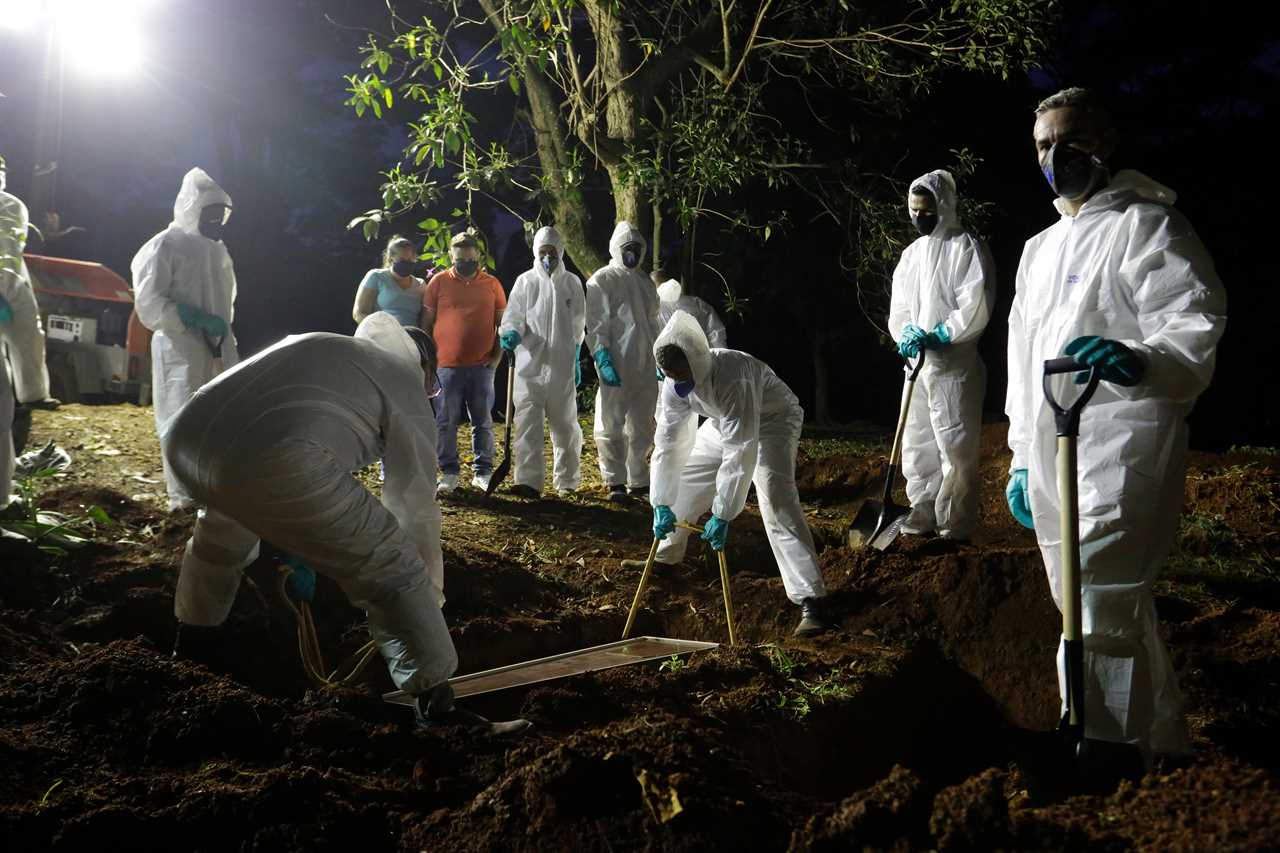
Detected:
[
  {"left": 897, "top": 323, "right": 927, "bottom": 359},
  {"left": 1065, "top": 335, "right": 1144, "bottom": 386},
  {"left": 199, "top": 312, "right": 228, "bottom": 338},
  {"left": 575, "top": 353, "right": 582, "bottom": 388},
  {"left": 923, "top": 322, "right": 951, "bottom": 350},
  {"left": 701, "top": 515, "right": 729, "bottom": 551},
  {"left": 177, "top": 303, "right": 228, "bottom": 338},
  {"left": 284, "top": 558, "right": 316, "bottom": 603},
  {"left": 594, "top": 348, "right": 621, "bottom": 387},
  {"left": 653, "top": 505, "right": 676, "bottom": 540},
  {"left": 176, "top": 302, "right": 203, "bottom": 330},
  {"left": 1005, "top": 469, "right": 1034, "bottom": 530},
  {"left": 0, "top": 296, "right": 12, "bottom": 325},
  {"left": 500, "top": 330, "right": 521, "bottom": 352},
  {"left": 656, "top": 367, "right": 665, "bottom": 381}
]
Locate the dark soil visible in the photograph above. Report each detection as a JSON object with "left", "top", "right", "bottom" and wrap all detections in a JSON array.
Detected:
[{"left": 2, "top": 405, "right": 1278, "bottom": 850}]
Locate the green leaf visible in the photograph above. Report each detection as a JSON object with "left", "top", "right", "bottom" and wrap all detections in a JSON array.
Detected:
[
  {"left": 418, "top": 218, "right": 440, "bottom": 231},
  {"left": 383, "top": 87, "right": 393, "bottom": 109},
  {"left": 433, "top": 61, "right": 443, "bottom": 81},
  {"left": 508, "top": 74, "right": 521, "bottom": 96},
  {"left": 86, "top": 506, "right": 110, "bottom": 525}
]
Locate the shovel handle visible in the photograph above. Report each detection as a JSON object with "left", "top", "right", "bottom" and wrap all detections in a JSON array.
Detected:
[
  {"left": 622, "top": 538, "right": 660, "bottom": 640},
  {"left": 503, "top": 351, "right": 516, "bottom": 452},
  {"left": 882, "top": 350, "right": 925, "bottom": 502},
  {"left": 1042, "top": 357, "right": 1100, "bottom": 438}
]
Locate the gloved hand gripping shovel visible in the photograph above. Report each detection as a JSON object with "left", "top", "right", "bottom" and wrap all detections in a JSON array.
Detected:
[
  {"left": 848, "top": 351, "right": 925, "bottom": 549},
  {"left": 1043, "top": 357, "right": 1145, "bottom": 780},
  {"left": 202, "top": 331, "right": 226, "bottom": 376},
  {"left": 622, "top": 522, "right": 736, "bottom": 645},
  {"left": 486, "top": 351, "right": 516, "bottom": 495}
]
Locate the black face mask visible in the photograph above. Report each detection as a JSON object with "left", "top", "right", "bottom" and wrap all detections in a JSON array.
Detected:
[
  {"left": 621, "top": 243, "right": 641, "bottom": 269},
  {"left": 391, "top": 259, "right": 416, "bottom": 277},
  {"left": 198, "top": 218, "right": 225, "bottom": 241},
  {"left": 912, "top": 212, "right": 939, "bottom": 237},
  {"left": 455, "top": 259, "right": 479, "bottom": 277},
  {"left": 1042, "top": 142, "right": 1102, "bottom": 200}
]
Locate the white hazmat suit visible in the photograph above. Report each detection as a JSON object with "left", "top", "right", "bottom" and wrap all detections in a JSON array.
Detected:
[
  {"left": 651, "top": 311, "right": 826, "bottom": 605},
  {"left": 657, "top": 279, "right": 727, "bottom": 347},
  {"left": 586, "top": 222, "right": 662, "bottom": 489},
  {"left": 1006, "top": 170, "right": 1226, "bottom": 758},
  {"left": 888, "top": 170, "right": 993, "bottom": 540},
  {"left": 165, "top": 312, "right": 454, "bottom": 695},
  {"left": 132, "top": 168, "right": 240, "bottom": 511},
  {"left": 500, "top": 226, "right": 586, "bottom": 494}
]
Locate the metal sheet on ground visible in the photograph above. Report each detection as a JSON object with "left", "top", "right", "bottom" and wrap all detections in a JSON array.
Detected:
[{"left": 383, "top": 636, "right": 719, "bottom": 706}]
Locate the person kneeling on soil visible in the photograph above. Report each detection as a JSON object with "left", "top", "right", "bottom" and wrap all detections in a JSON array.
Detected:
[
  {"left": 623, "top": 310, "right": 833, "bottom": 638},
  {"left": 165, "top": 311, "right": 529, "bottom": 736}
]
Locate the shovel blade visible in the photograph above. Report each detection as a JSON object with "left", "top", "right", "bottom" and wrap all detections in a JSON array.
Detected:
[
  {"left": 485, "top": 458, "right": 511, "bottom": 496},
  {"left": 847, "top": 499, "right": 909, "bottom": 550}
]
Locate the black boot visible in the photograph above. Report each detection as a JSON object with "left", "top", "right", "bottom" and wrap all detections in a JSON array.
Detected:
[
  {"left": 793, "top": 597, "right": 834, "bottom": 638},
  {"left": 414, "top": 682, "right": 531, "bottom": 737},
  {"left": 607, "top": 484, "right": 628, "bottom": 503},
  {"left": 171, "top": 621, "right": 226, "bottom": 665}
]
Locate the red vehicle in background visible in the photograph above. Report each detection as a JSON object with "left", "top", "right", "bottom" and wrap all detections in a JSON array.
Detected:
[{"left": 21, "top": 253, "right": 152, "bottom": 404}]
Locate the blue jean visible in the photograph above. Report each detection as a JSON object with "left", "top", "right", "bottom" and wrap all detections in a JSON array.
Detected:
[{"left": 435, "top": 365, "right": 496, "bottom": 475}]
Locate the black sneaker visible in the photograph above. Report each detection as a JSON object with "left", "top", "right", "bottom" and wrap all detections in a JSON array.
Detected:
[
  {"left": 508, "top": 484, "right": 540, "bottom": 499},
  {"left": 414, "top": 682, "right": 531, "bottom": 737},
  {"left": 607, "top": 484, "right": 628, "bottom": 503},
  {"left": 793, "top": 597, "right": 834, "bottom": 637},
  {"left": 627, "top": 485, "right": 649, "bottom": 498}
]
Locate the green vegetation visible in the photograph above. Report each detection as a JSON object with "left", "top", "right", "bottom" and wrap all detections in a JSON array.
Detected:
[{"left": 0, "top": 469, "right": 110, "bottom": 556}]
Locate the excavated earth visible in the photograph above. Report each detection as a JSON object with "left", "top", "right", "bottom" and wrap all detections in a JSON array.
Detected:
[{"left": 1, "top": 404, "right": 1278, "bottom": 851}]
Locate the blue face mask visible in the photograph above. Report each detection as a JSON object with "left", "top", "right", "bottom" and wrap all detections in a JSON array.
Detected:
[
  {"left": 541, "top": 254, "right": 558, "bottom": 273},
  {"left": 674, "top": 380, "right": 695, "bottom": 398}
]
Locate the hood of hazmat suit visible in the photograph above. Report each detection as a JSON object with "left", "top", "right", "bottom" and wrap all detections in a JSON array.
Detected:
[
  {"left": 1, "top": 185, "right": 51, "bottom": 404},
  {"left": 131, "top": 168, "right": 241, "bottom": 510},
  {"left": 650, "top": 310, "right": 801, "bottom": 522},
  {"left": 500, "top": 225, "right": 586, "bottom": 386},
  {"left": 585, "top": 221, "right": 661, "bottom": 383},
  {"left": 888, "top": 169, "right": 994, "bottom": 373},
  {"left": 657, "top": 279, "right": 728, "bottom": 348},
  {"left": 355, "top": 309, "right": 427, "bottom": 378},
  {"left": 1006, "top": 169, "right": 1227, "bottom": 758}
]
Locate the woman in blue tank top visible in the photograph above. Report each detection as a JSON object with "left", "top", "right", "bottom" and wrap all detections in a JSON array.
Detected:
[{"left": 352, "top": 235, "right": 431, "bottom": 328}]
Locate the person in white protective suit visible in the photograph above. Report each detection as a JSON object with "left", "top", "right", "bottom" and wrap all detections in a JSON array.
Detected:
[
  {"left": 165, "top": 312, "right": 529, "bottom": 735},
  {"left": 654, "top": 275, "right": 727, "bottom": 347},
  {"left": 498, "top": 226, "right": 586, "bottom": 497},
  {"left": 633, "top": 311, "right": 833, "bottom": 637},
  {"left": 131, "top": 167, "right": 241, "bottom": 512},
  {"left": 887, "top": 169, "right": 994, "bottom": 541},
  {"left": 585, "top": 221, "right": 663, "bottom": 502},
  {"left": 1005, "top": 87, "right": 1226, "bottom": 764},
  {"left": 1, "top": 158, "right": 60, "bottom": 501}
]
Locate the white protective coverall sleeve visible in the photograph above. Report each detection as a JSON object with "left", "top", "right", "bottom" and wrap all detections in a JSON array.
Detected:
[
  {"left": 656, "top": 280, "right": 728, "bottom": 349},
  {"left": 1, "top": 358, "right": 12, "bottom": 503},
  {"left": 0, "top": 189, "right": 51, "bottom": 403},
  {"left": 650, "top": 378, "right": 696, "bottom": 509},
  {"left": 587, "top": 221, "right": 661, "bottom": 488},
  {"left": 131, "top": 168, "right": 239, "bottom": 511},
  {"left": 499, "top": 226, "right": 585, "bottom": 493},
  {"left": 1007, "top": 170, "right": 1226, "bottom": 759}
]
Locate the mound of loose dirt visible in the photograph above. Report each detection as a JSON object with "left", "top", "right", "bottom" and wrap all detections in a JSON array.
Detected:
[{"left": 1, "top": 407, "right": 1276, "bottom": 850}]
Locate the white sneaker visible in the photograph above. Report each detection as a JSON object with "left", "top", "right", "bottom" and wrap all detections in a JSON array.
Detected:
[
  {"left": 437, "top": 474, "right": 459, "bottom": 495},
  {"left": 471, "top": 472, "right": 491, "bottom": 491}
]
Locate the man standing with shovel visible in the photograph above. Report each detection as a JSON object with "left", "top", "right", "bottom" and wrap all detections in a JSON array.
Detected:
[
  {"left": 1005, "top": 87, "right": 1226, "bottom": 768},
  {"left": 622, "top": 311, "right": 832, "bottom": 638},
  {"left": 888, "top": 169, "right": 994, "bottom": 543}
]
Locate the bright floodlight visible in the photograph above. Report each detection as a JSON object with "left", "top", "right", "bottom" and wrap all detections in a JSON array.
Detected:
[
  {"left": 0, "top": 0, "right": 43, "bottom": 31},
  {"left": 60, "top": 10, "right": 146, "bottom": 77}
]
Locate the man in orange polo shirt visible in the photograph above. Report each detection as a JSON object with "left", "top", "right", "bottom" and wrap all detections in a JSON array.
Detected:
[{"left": 423, "top": 232, "right": 506, "bottom": 494}]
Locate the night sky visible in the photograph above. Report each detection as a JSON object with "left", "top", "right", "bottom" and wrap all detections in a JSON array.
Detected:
[{"left": 2, "top": 0, "right": 1275, "bottom": 447}]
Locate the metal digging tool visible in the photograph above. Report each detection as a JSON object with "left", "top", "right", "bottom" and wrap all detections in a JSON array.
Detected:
[
  {"left": 485, "top": 351, "right": 516, "bottom": 495},
  {"left": 848, "top": 351, "right": 925, "bottom": 550},
  {"left": 622, "top": 522, "right": 736, "bottom": 645},
  {"left": 203, "top": 331, "right": 226, "bottom": 376},
  {"left": 1043, "top": 356, "right": 1145, "bottom": 780}
]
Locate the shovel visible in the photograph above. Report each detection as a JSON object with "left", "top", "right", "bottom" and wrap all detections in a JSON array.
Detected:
[
  {"left": 1043, "top": 356, "right": 1145, "bottom": 780},
  {"left": 622, "top": 522, "right": 736, "bottom": 645},
  {"left": 202, "top": 331, "right": 226, "bottom": 376},
  {"left": 848, "top": 351, "right": 925, "bottom": 550},
  {"left": 485, "top": 351, "right": 516, "bottom": 495}
]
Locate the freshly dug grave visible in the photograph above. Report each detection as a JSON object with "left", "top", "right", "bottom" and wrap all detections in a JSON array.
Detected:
[{"left": 1, "top": 406, "right": 1277, "bottom": 851}]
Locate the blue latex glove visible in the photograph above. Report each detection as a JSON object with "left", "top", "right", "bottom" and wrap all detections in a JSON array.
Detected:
[
  {"left": 176, "top": 303, "right": 228, "bottom": 338},
  {"left": 897, "top": 323, "right": 927, "bottom": 359},
  {"left": 1005, "top": 469, "right": 1034, "bottom": 530},
  {"left": 701, "top": 515, "right": 729, "bottom": 551},
  {"left": 0, "top": 296, "right": 12, "bottom": 326},
  {"left": 500, "top": 330, "right": 521, "bottom": 352},
  {"left": 1065, "top": 335, "right": 1144, "bottom": 386},
  {"left": 575, "top": 353, "right": 582, "bottom": 388},
  {"left": 923, "top": 322, "right": 951, "bottom": 350},
  {"left": 653, "top": 505, "right": 676, "bottom": 540},
  {"left": 594, "top": 348, "right": 621, "bottom": 387},
  {"left": 284, "top": 559, "right": 316, "bottom": 603}
]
